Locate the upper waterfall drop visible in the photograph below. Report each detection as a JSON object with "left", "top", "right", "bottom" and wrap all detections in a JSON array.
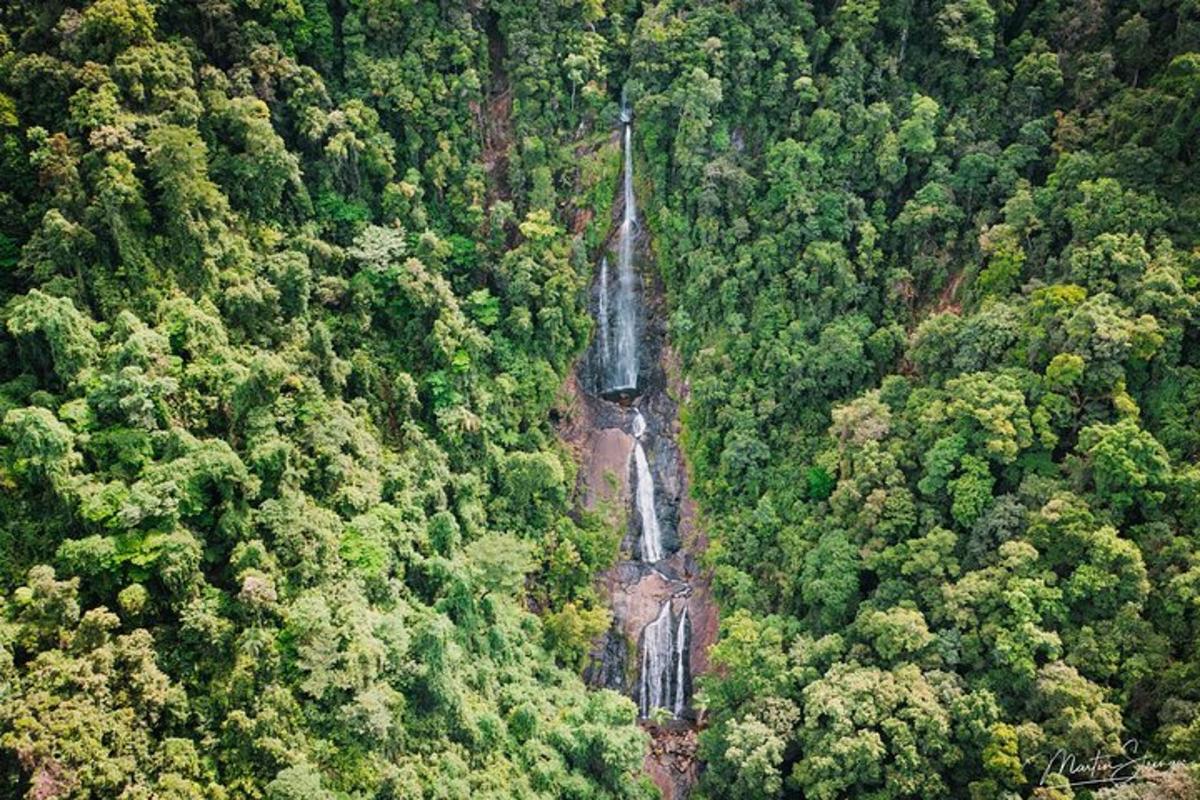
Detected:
[{"left": 601, "top": 92, "right": 640, "bottom": 396}]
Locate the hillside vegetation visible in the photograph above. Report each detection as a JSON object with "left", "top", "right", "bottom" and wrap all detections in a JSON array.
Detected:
[
  {"left": 0, "top": 1, "right": 652, "bottom": 797},
  {"left": 623, "top": 1, "right": 1200, "bottom": 797}
]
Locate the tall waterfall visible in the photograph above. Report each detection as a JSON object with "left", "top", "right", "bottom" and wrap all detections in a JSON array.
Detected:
[
  {"left": 603, "top": 95, "right": 639, "bottom": 395},
  {"left": 578, "top": 87, "right": 705, "bottom": 743},
  {"left": 639, "top": 599, "right": 690, "bottom": 719},
  {"left": 631, "top": 410, "right": 663, "bottom": 563}
]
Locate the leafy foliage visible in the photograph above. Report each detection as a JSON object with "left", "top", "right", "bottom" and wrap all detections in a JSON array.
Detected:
[
  {"left": 620, "top": 0, "right": 1200, "bottom": 796},
  {"left": 0, "top": 1, "right": 649, "bottom": 797},
  {"left": 4, "top": 0, "right": 1200, "bottom": 797}
]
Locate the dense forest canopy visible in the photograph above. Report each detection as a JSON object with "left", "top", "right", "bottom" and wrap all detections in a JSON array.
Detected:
[
  {"left": 0, "top": 0, "right": 653, "bottom": 797},
  {"left": 622, "top": 1, "right": 1200, "bottom": 798},
  {"left": 0, "top": 0, "right": 1199, "bottom": 799}
]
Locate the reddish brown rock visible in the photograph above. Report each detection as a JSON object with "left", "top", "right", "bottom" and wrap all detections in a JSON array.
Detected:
[
  {"left": 642, "top": 722, "right": 702, "bottom": 800},
  {"left": 582, "top": 427, "right": 635, "bottom": 509}
]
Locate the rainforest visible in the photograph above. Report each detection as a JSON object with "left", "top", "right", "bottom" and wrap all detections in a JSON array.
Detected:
[{"left": 1, "top": 1, "right": 1199, "bottom": 798}]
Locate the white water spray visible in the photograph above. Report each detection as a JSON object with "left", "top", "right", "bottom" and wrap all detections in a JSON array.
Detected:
[
  {"left": 640, "top": 601, "right": 673, "bottom": 717},
  {"left": 638, "top": 599, "right": 690, "bottom": 719},
  {"left": 597, "top": 256, "right": 610, "bottom": 367},
  {"left": 631, "top": 410, "right": 662, "bottom": 563}
]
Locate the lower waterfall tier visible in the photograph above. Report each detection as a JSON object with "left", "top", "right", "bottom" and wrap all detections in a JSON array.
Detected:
[{"left": 639, "top": 599, "right": 690, "bottom": 719}]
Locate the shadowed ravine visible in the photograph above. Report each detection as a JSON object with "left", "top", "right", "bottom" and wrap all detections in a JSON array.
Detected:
[{"left": 564, "top": 95, "right": 718, "bottom": 799}]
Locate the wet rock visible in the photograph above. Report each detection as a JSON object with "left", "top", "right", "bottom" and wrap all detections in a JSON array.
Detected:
[
  {"left": 603, "top": 564, "right": 680, "bottom": 639},
  {"left": 635, "top": 432, "right": 682, "bottom": 556}
]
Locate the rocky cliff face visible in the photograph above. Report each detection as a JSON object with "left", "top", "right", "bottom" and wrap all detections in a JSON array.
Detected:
[{"left": 644, "top": 723, "right": 703, "bottom": 800}]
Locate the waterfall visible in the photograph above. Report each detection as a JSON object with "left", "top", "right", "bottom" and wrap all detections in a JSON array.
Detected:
[
  {"left": 631, "top": 410, "right": 663, "bottom": 563},
  {"left": 673, "top": 606, "right": 689, "bottom": 717},
  {"left": 638, "top": 599, "right": 691, "bottom": 719},
  {"left": 606, "top": 95, "right": 639, "bottom": 394},
  {"left": 639, "top": 601, "right": 674, "bottom": 717},
  {"left": 579, "top": 87, "right": 703, "bottom": 735},
  {"left": 631, "top": 408, "right": 646, "bottom": 438}
]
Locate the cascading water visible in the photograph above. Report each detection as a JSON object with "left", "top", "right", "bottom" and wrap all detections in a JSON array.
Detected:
[
  {"left": 639, "top": 601, "right": 671, "bottom": 717},
  {"left": 639, "top": 599, "right": 690, "bottom": 719},
  {"left": 577, "top": 88, "right": 707, "bottom": 747},
  {"left": 631, "top": 410, "right": 663, "bottom": 563},
  {"left": 603, "top": 94, "right": 639, "bottom": 395},
  {"left": 673, "top": 606, "right": 689, "bottom": 718}
]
